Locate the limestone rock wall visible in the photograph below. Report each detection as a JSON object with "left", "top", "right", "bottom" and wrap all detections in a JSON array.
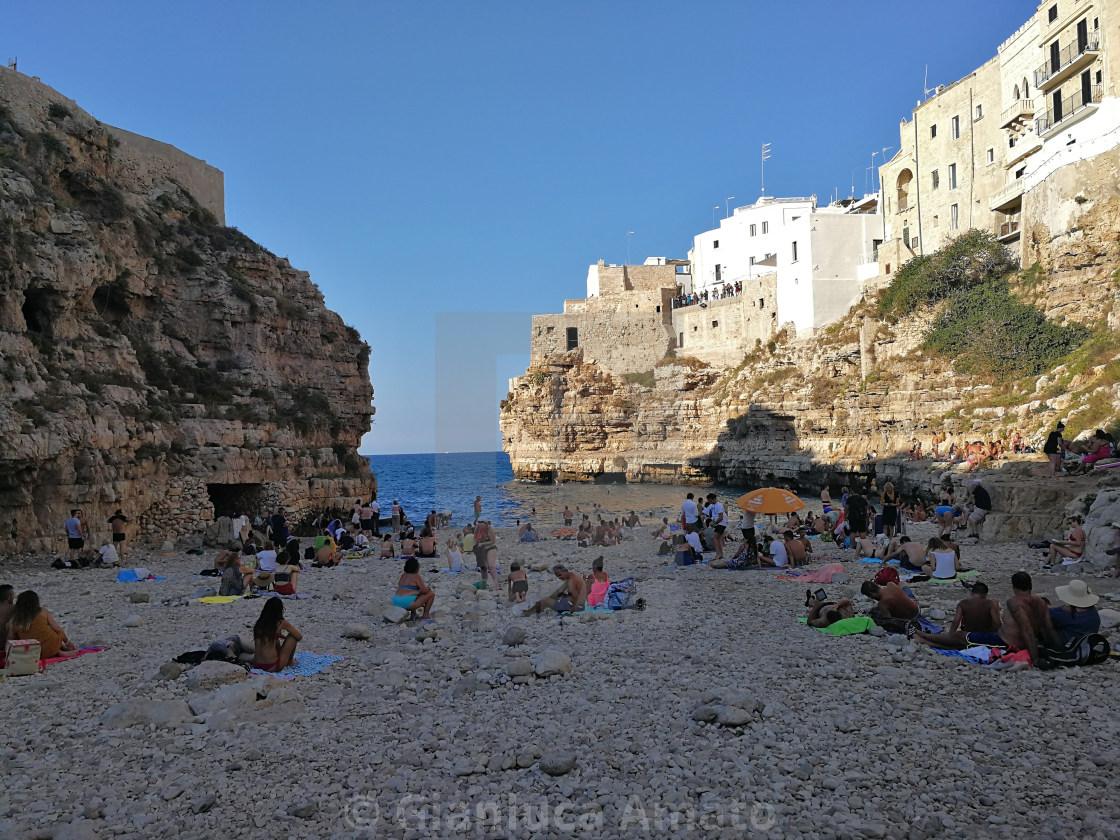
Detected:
[{"left": 0, "top": 70, "right": 375, "bottom": 552}]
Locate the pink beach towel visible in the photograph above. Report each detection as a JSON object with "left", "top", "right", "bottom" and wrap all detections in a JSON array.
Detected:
[{"left": 778, "top": 563, "right": 846, "bottom": 583}]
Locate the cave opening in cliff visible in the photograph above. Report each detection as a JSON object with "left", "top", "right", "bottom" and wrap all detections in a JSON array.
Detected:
[
  {"left": 22, "top": 288, "right": 58, "bottom": 337},
  {"left": 207, "top": 483, "right": 265, "bottom": 519}
]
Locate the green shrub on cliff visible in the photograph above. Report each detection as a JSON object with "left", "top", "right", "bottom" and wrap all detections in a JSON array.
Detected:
[
  {"left": 877, "top": 230, "right": 1016, "bottom": 321},
  {"left": 923, "top": 278, "right": 1089, "bottom": 378}
]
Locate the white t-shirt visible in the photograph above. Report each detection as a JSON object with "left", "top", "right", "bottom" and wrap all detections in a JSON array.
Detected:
[
  {"left": 685, "top": 531, "right": 703, "bottom": 554},
  {"left": 448, "top": 547, "right": 463, "bottom": 573},
  {"left": 256, "top": 550, "right": 278, "bottom": 572},
  {"left": 705, "top": 502, "right": 727, "bottom": 526},
  {"left": 371, "top": 500, "right": 380, "bottom": 515},
  {"left": 769, "top": 540, "right": 789, "bottom": 567},
  {"left": 739, "top": 512, "right": 756, "bottom": 529},
  {"left": 681, "top": 499, "right": 699, "bottom": 524},
  {"left": 99, "top": 544, "right": 119, "bottom": 565}
]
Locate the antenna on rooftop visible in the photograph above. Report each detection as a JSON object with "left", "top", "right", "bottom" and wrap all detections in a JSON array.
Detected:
[
  {"left": 761, "top": 143, "right": 772, "bottom": 196},
  {"left": 6, "top": 57, "right": 16, "bottom": 71},
  {"left": 923, "top": 65, "right": 936, "bottom": 100}
]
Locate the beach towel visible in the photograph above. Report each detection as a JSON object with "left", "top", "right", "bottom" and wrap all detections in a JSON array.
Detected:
[
  {"left": 797, "top": 616, "right": 876, "bottom": 636},
  {"left": 926, "top": 570, "right": 981, "bottom": 583},
  {"left": 116, "top": 569, "right": 167, "bottom": 582},
  {"left": 262, "top": 592, "right": 312, "bottom": 600},
  {"left": 42, "top": 646, "right": 108, "bottom": 668},
  {"left": 778, "top": 563, "right": 846, "bottom": 583},
  {"left": 250, "top": 652, "right": 343, "bottom": 680},
  {"left": 550, "top": 528, "right": 578, "bottom": 539},
  {"left": 933, "top": 646, "right": 994, "bottom": 664},
  {"left": 198, "top": 595, "right": 246, "bottom": 604}
]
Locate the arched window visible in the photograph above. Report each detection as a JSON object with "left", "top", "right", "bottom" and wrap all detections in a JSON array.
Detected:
[
  {"left": 1013, "top": 84, "right": 1021, "bottom": 100},
  {"left": 1022, "top": 77, "right": 1030, "bottom": 99},
  {"left": 896, "top": 169, "right": 913, "bottom": 211}
]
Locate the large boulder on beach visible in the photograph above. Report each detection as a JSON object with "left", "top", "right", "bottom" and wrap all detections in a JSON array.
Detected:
[
  {"left": 382, "top": 606, "right": 409, "bottom": 624},
  {"left": 100, "top": 699, "right": 193, "bottom": 730},
  {"left": 186, "top": 660, "right": 247, "bottom": 691},
  {"left": 530, "top": 649, "right": 572, "bottom": 677}
]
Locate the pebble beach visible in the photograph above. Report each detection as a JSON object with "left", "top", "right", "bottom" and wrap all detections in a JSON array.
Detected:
[{"left": 1, "top": 512, "right": 1119, "bottom": 840}]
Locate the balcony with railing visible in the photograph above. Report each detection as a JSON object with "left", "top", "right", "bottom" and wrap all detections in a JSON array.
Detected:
[
  {"left": 1036, "top": 84, "right": 1103, "bottom": 136},
  {"left": 1000, "top": 98, "right": 1035, "bottom": 130},
  {"left": 989, "top": 178, "right": 1026, "bottom": 212},
  {"left": 996, "top": 213, "right": 1021, "bottom": 242},
  {"left": 1034, "top": 32, "right": 1100, "bottom": 90}
]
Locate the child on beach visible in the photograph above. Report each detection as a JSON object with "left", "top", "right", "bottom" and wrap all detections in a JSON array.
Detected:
[
  {"left": 507, "top": 562, "right": 528, "bottom": 602},
  {"left": 446, "top": 538, "right": 463, "bottom": 573}
]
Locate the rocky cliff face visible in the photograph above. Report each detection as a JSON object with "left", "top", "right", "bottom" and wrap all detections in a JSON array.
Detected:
[{"left": 0, "top": 70, "right": 374, "bottom": 552}]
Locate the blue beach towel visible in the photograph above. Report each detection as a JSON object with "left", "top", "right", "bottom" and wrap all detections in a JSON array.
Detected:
[
  {"left": 116, "top": 569, "right": 167, "bottom": 582},
  {"left": 250, "top": 652, "right": 344, "bottom": 679}
]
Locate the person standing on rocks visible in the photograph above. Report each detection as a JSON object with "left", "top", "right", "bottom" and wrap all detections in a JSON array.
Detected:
[
  {"left": 704, "top": 494, "right": 728, "bottom": 560},
  {"left": 844, "top": 491, "right": 869, "bottom": 539},
  {"left": 1043, "top": 421, "right": 1067, "bottom": 476},
  {"left": 473, "top": 495, "right": 483, "bottom": 523},
  {"left": 108, "top": 509, "right": 129, "bottom": 562},
  {"left": 563, "top": 506, "right": 573, "bottom": 526},
  {"left": 269, "top": 510, "right": 289, "bottom": 546},
  {"left": 391, "top": 500, "right": 402, "bottom": 533},
  {"left": 64, "top": 509, "right": 88, "bottom": 562}
]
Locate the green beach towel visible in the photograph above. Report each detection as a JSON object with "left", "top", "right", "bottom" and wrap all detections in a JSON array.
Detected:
[
  {"left": 927, "top": 570, "right": 981, "bottom": 583},
  {"left": 797, "top": 616, "right": 876, "bottom": 636}
]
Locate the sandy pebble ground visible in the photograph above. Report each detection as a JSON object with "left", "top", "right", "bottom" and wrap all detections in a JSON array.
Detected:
[{"left": 1, "top": 503, "right": 1118, "bottom": 840}]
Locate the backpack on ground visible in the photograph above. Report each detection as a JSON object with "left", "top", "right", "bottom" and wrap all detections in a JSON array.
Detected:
[
  {"left": 1037, "top": 633, "right": 1110, "bottom": 669},
  {"left": 606, "top": 578, "right": 638, "bottom": 610},
  {"left": 3, "top": 640, "right": 43, "bottom": 678},
  {"left": 218, "top": 566, "right": 245, "bottom": 597}
]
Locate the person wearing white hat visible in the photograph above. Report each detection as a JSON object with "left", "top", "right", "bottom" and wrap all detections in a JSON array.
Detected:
[{"left": 1049, "top": 579, "right": 1101, "bottom": 644}]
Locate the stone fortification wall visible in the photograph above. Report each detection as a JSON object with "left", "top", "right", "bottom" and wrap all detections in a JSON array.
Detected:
[
  {"left": 0, "top": 67, "right": 225, "bottom": 224},
  {"left": 564, "top": 286, "right": 673, "bottom": 319},
  {"left": 529, "top": 311, "right": 674, "bottom": 376},
  {"left": 669, "top": 274, "right": 778, "bottom": 367},
  {"left": 595, "top": 263, "right": 680, "bottom": 296},
  {"left": 105, "top": 125, "right": 225, "bottom": 225}
]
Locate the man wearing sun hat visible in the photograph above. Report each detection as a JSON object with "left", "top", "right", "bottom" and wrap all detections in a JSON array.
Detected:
[{"left": 1049, "top": 579, "right": 1101, "bottom": 644}]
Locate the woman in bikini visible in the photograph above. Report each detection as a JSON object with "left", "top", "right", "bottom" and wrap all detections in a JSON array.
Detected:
[
  {"left": 474, "top": 520, "right": 500, "bottom": 591},
  {"left": 394, "top": 558, "right": 434, "bottom": 620},
  {"left": 379, "top": 533, "right": 395, "bottom": 559},
  {"left": 251, "top": 598, "right": 302, "bottom": 673},
  {"left": 1046, "top": 515, "right": 1086, "bottom": 566},
  {"left": 272, "top": 559, "right": 300, "bottom": 596},
  {"left": 585, "top": 556, "right": 610, "bottom": 608}
]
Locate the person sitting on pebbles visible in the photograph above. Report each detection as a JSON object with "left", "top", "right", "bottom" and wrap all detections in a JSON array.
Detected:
[
  {"left": 585, "top": 556, "right": 610, "bottom": 608},
  {"left": 507, "top": 562, "right": 529, "bottom": 603},
  {"left": 251, "top": 597, "right": 302, "bottom": 672},
  {"left": 923, "top": 537, "right": 961, "bottom": 580},
  {"left": 6, "top": 590, "right": 79, "bottom": 659},
  {"left": 379, "top": 533, "right": 396, "bottom": 559},
  {"left": 1048, "top": 579, "right": 1100, "bottom": 643},
  {"left": 860, "top": 580, "right": 919, "bottom": 621},
  {"left": 271, "top": 557, "right": 300, "bottom": 596},
  {"left": 417, "top": 525, "right": 438, "bottom": 558},
  {"left": 399, "top": 531, "right": 418, "bottom": 558},
  {"left": 522, "top": 564, "right": 586, "bottom": 616},
  {"left": 1045, "top": 515, "right": 1085, "bottom": 567},
  {"left": 909, "top": 581, "right": 1002, "bottom": 649},
  {"left": 805, "top": 593, "right": 856, "bottom": 628},
  {"left": 393, "top": 558, "right": 434, "bottom": 620}
]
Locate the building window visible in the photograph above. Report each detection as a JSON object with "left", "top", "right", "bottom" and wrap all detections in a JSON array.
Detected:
[
  {"left": 987, "top": 148, "right": 994, "bottom": 164},
  {"left": 713, "top": 239, "right": 719, "bottom": 249},
  {"left": 655, "top": 305, "right": 661, "bottom": 313},
  {"left": 791, "top": 241, "right": 798, "bottom": 262},
  {"left": 759, "top": 298, "right": 765, "bottom": 310},
  {"left": 950, "top": 204, "right": 959, "bottom": 230},
  {"left": 679, "top": 332, "right": 684, "bottom": 348},
  {"left": 749, "top": 224, "right": 757, "bottom": 236},
  {"left": 749, "top": 256, "right": 755, "bottom": 266},
  {"left": 761, "top": 221, "right": 769, "bottom": 234},
  {"left": 931, "top": 169, "right": 939, "bottom": 190},
  {"left": 975, "top": 104, "right": 983, "bottom": 120},
  {"left": 693, "top": 326, "right": 698, "bottom": 332},
  {"left": 1048, "top": 4, "right": 1058, "bottom": 22},
  {"left": 903, "top": 227, "right": 911, "bottom": 248},
  {"left": 714, "top": 264, "right": 722, "bottom": 283},
  {"left": 930, "top": 124, "right": 937, "bottom": 138},
  {"left": 951, "top": 116, "right": 960, "bottom": 139},
  {"left": 948, "top": 163, "right": 958, "bottom": 189},
  {"left": 712, "top": 320, "right": 719, "bottom": 328},
  {"left": 566, "top": 327, "right": 578, "bottom": 351},
  {"left": 1097, "top": 70, "right": 1103, "bottom": 84}
]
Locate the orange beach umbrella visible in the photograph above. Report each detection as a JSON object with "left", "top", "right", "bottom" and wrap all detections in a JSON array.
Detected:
[{"left": 736, "top": 487, "right": 805, "bottom": 515}]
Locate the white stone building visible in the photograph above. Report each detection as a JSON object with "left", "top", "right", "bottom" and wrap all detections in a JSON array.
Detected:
[{"left": 687, "top": 194, "right": 882, "bottom": 337}]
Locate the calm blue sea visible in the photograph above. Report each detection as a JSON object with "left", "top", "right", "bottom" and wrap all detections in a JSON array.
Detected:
[{"left": 366, "top": 452, "right": 749, "bottom": 528}]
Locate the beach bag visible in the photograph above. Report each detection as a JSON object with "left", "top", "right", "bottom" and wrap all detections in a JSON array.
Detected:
[
  {"left": 1037, "top": 633, "right": 1110, "bottom": 669},
  {"left": 874, "top": 567, "right": 900, "bottom": 586},
  {"left": 606, "top": 578, "right": 637, "bottom": 610},
  {"left": 218, "top": 566, "right": 245, "bottom": 597},
  {"left": 674, "top": 550, "right": 695, "bottom": 567},
  {"left": 3, "top": 640, "right": 43, "bottom": 677}
]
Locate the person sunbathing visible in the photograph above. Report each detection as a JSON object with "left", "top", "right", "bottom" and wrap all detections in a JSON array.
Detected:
[
  {"left": 5, "top": 590, "right": 78, "bottom": 659},
  {"left": 417, "top": 528, "right": 438, "bottom": 557},
  {"left": 272, "top": 560, "right": 300, "bottom": 596},
  {"left": 399, "top": 535, "right": 418, "bottom": 557},
  {"left": 860, "top": 580, "right": 919, "bottom": 620},
  {"left": 585, "top": 556, "right": 610, "bottom": 608},
  {"left": 923, "top": 537, "right": 961, "bottom": 580},
  {"left": 379, "top": 533, "right": 396, "bottom": 559},
  {"left": 315, "top": 542, "right": 342, "bottom": 567},
  {"left": 507, "top": 562, "right": 529, "bottom": 603},
  {"left": 651, "top": 518, "right": 671, "bottom": 539},
  {"left": 1000, "top": 572, "right": 1061, "bottom": 664},
  {"left": 394, "top": 558, "right": 434, "bottom": 620},
  {"left": 783, "top": 531, "right": 808, "bottom": 566},
  {"left": 1044, "top": 515, "right": 1086, "bottom": 566},
  {"left": 251, "top": 597, "right": 301, "bottom": 672},
  {"left": 523, "top": 565, "right": 585, "bottom": 615},
  {"left": 806, "top": 595, "right": 855, "bottom": 628},
  {"left": 910, "top": 581, "right": 1002, "bottom": 648}
]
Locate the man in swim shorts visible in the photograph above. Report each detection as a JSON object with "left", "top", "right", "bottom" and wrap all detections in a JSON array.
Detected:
[
  {"left": 910, "top": 581, "right": 1002, "bottom": 648},
  {"left": 807, "top": 595, "right": 855, "bottom": 628},
  {"left": 522, "top": 565, "right": 586, "bottom": 615}
]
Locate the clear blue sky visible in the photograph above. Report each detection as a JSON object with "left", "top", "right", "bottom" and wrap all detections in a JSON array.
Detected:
[{"left": 7, "top": 1, "right": 1035, "bottom": 454}]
